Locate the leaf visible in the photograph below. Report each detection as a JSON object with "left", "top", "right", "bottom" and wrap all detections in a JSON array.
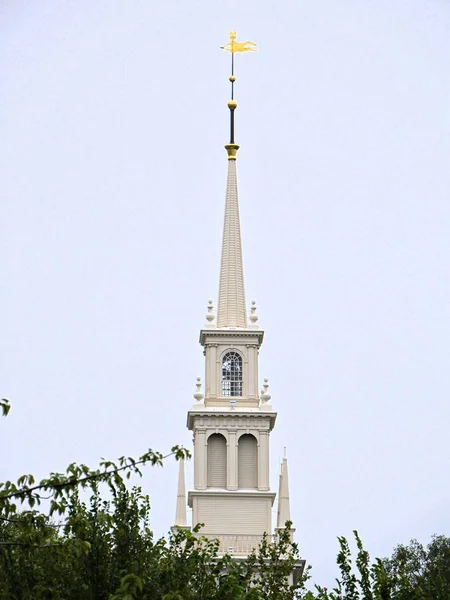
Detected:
[{"left": 1, "top": 398, "right": 11, "bottom": 417}]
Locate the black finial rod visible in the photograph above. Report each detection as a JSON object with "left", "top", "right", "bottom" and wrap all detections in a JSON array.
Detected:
[
  {"left": 231, "top": 53, "right": 234, "bottom": 98},
  {"left": 230, "top": 108, "right": 235, "bottom": 144},
  {"left": 228, "top": 52, "right": 237, "bottom": 144}
]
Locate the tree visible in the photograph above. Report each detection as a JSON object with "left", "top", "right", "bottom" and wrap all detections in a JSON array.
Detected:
[
  {"left": 384, "top": 535, "right": 450, "bottom": 600},
  {"left": 312, "top": 531, "right": 394, "bottom": 600},
  {"left": 0, "top": 484, "right": 308, "bottom": 599},
  {"left": 312, "top": 531, "right": 450, "bottom": 600},
  {"left": 0, "top": 401, "right": 308, "bottom": 599},
  {"left": 4, "top": 401, "right": 449, "bottom": 599}
]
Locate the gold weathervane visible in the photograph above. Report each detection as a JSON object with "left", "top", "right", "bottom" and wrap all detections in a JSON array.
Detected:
[
  {"left": 221, "top": 31, "right": 257, "bottom": 160},
  {"left": 220, "top": 30, "right": 258, "bottom": 53}
]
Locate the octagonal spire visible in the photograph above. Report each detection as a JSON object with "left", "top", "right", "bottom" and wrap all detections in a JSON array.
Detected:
[{"left": 217, "top": 158, "right": 247, "bottom": 328}]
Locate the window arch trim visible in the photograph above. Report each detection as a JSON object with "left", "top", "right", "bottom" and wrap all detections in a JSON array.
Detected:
[
  {"left": 205, "top": 430, "right": 229, "bottom": 442},
  {"left": 236, "top": 430, "right": 259, "bottom": 443}
]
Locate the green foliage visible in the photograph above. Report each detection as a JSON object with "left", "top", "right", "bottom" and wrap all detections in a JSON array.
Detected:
[
  {"left": 0, "top": 445, "right": 190, "bottom": 521},
  {"left": 0, "top": 410, "right": 307, "bottom": 600},
  {"left": 313, "top": 531, "right": 450, "bottom": 600},
  {"left": 0, "top": 399, "right": 10, "bottom": 417},
  {"left": 0, "top": 489, "right": 308, "bottom": 599},
  {"left": 243, "top": 526, "right": 309, "bottom": 600},
  {"left": 2, "top": 402, "right": 448, "bottom": 599},
  {"left": 383, "top": 535, "right": 450, "bottom": 600}
]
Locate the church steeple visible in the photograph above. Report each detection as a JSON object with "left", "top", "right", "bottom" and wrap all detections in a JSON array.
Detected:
[{"left": 181, "top": 34, "right": 298, "bottom": 560}]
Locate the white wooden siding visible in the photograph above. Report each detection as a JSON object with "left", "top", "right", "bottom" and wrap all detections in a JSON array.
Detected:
[{"left": 196, "top": 496, "right": 270, "bottom": 534}]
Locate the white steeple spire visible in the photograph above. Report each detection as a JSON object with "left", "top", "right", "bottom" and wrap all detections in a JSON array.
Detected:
[
  {"left": 217, "top": 158, "right": 247, "bottom": 328},
  {"left": 174, "top": 458, "right": 187, "bottom": 528}
]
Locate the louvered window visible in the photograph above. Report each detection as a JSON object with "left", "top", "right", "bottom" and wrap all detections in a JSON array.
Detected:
[
  {"left": 238, "top": 434, "right": 258, "bottom": 489},
  {"left": 222, "top": 351, "right": 243, "bottom": 397},
  {"left": 207, "top": 434, "right": 227, "bottom": 488}
]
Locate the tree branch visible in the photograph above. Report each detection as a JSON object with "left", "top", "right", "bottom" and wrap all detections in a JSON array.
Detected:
[{"left": 0, "top": 448, "right": 187, "bottom": 501}]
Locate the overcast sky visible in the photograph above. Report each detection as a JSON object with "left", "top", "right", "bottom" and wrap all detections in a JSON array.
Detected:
[{"left": 2, "top": 0, "right": 450, "bottom": 587}]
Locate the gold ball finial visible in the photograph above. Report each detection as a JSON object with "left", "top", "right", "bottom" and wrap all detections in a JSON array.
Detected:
[
  {"left": 229, "top": 75, "right": 236, "bottom": 82},
  {"left": 227, "top": 99, "right": 237, "bottom": 110}
]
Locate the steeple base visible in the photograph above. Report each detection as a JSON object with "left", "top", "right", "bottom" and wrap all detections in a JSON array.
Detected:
[{"left": 189, "top": 489, "right": 275, "bottom": 556}]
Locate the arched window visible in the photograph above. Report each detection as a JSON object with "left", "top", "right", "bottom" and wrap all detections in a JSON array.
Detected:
[
  {"left": 207, "top": 434, "right": 227, "bottom": 488},
  {"left": 238, "top": 434, "right": 258, "bottom": 489},
  {"left": 222, "top": 351, "right": 243, "bottom": 397}
]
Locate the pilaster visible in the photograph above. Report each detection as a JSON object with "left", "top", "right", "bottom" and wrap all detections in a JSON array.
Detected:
[
  {"left": 228, "top": 430, "right": 238, "bottom": 490},
  {"left": 194, "top": 429, "right": 207, "bottom": 489},
  {"left": 205, "top": 343, "right": 218, "bottom": 401},
  {"left": 258, "top": 430, "right": 270, "bottom": 491}
]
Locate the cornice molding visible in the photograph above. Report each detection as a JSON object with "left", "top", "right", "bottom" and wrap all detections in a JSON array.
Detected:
[
  {"left": 200, "top": 328, "right": 264, "bottom": 346},
  {"left": 188, "top": 489, "right": 277, "bottom": 508},
  {"left": 187, "top": 410, "right": 277, "bottom": 431}
]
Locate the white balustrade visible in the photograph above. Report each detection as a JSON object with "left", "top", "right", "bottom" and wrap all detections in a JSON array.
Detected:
[{"left": 198, "top": 533, "right": 273, "bottom": 555}]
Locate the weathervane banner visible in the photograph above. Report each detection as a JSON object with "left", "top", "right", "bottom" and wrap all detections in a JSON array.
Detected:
[{"left": 221, "top": 31, "right": 257, "bottom": 53}]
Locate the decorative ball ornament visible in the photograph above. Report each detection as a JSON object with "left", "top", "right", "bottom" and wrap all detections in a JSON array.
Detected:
[
  {"left": 206, "top": 299, "right": 215, "bottom": 324},
  {"left": 193, "top": 377, "right": 204, "bottom": 402},
  {"left": 249, "top": 300, "right": 259, "bottom": 325},
  {"left": 260, "top": 378, "right": 271, "bottom": 403}
]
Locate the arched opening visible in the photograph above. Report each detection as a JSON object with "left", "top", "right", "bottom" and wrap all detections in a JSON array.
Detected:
[
  {"left": 207, "top": 433, "right": 227, "bottom": 488},
  {"left": 238, "top": 434, "right": 258, "bottom": 489},
  {"left": 222, "top": 351, "right": 243, "bottom": 397}
]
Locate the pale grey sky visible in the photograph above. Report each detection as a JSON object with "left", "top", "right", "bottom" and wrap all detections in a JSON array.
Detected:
[{"left": 2, "top": 0, "right": 450, "bottom": 587}]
